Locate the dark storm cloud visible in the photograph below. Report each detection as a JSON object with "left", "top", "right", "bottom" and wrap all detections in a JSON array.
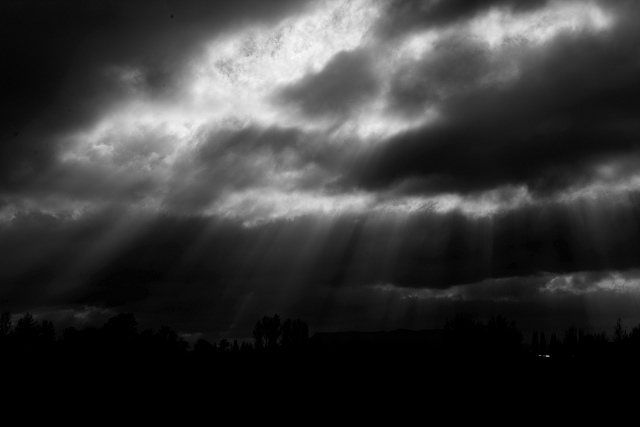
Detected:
[
  {"left": 376, "top": 0, "right": 549, "bottom": 37},
  {"left": 0, "top": 0, "right": 311, "bottom": 193},
  {"left": 348, "top": 7, "right": 640, "bottom": 196},
  {"left": 162, "top": 125, "right": 333, "bottom": 212},
  {"left": 275, "top": 48, "right": 379, "bottom": 117},
  {"left": 388, "top": 34, "right": 503, "bottom": 113}
]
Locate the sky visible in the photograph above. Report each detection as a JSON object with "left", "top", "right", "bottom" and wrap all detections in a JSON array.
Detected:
[{"left": 2, "top": 0, "right": 640, "bottom": 343}]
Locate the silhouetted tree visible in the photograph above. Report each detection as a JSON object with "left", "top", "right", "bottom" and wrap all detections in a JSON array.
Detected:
[
  {"left": 62, "top": 326, "right": 79, "bottom": 343},
  {"left": 253, "top": 320, "right": 264, "bottom": 350},
  {"left": 100, "top": 313, "right": 139, "bottom": 358},
  {"left": 39, "top": 320, "right": 56, "bottom": 346},
  {"left": 628, "top": 324, "right": 640, "bottom": 355},
  {"left": 486, "top": 315, "right": 522, "bottom": 356},
  {"left": 262, "top": 314, "right": 282, "bottom": 349},
  {"left": 60, "top": 325, "right": 100, "bottom": 356},
  {"left": 0, "top": 311, "right": 11, "bottom": 341},
  {"left": 563, "top": 324, "right": 578, "bottom": 357},
  {"left": 540, "top": 332, "right": 547, "bottom": 355},
  {"left": 442, "top": 315, "right": 485, "bottom": 356},
  {"left": 580, "top": 330, "right": 609, "bottom": 359},
  {"left": 531, "top": 331, "right": 539, "bottom": 356},
  {"left": 595, "top": 331, "right": 608, "bottom": 342},
  {"left": 218, "top": 338, "right": 230, "bottom": 352},
  {"left": 155, "top": 325, "right": 189, "bottom": 355},
  {"left": 193, "top": 338, "right": 215, "bottom": 356},
  {"left": 281, "top": 318, "right": 309, "bottom": 350},
  {"left": 613, "top": 318, "right": 628, "bottom": 343},
  {"left": 14, "top": 312, "right": 39, "bottom": 348},
  {"left": 103, "top": 313, "right": 137, "bottom": 343},
  {"left": 630, "top": 324, "right": 640, "bottom": 339},
  {"left": 549, "top": 333, "right": 560, "bottom": 357},
  {"left": 282, "top": 318, "right": 293, "bottom": 347},
  {"left": 252, "top": 314, "right": 308, "bottom": 352},
  {"left": 629, "top": 324, "right": 640, "bottom": 346}
]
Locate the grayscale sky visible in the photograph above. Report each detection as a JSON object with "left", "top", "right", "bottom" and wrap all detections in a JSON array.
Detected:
[{"left": 2, "top": 0, "right": 640, "bottom": 342}]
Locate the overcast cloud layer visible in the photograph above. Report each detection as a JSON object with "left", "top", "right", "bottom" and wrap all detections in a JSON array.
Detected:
[{"left": 2, "top": 0, "right": 640, "bottom": 341}]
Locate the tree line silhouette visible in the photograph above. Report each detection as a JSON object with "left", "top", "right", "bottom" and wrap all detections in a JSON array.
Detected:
[
  {"left": 3, "top": 309, "right": 640, "bottom": 366},
  {"left": 0, "top": 311, "right": 309, "bottom": 362},
  {"left": 529, "top": 317, "right": 640, "bottom": 360}
]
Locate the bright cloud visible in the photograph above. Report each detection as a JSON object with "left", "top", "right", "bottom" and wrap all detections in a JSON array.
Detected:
[
  {"left": 26, "top": 0, "right": 619, "bottom": 225},
  {"left": 542, "top": 271, "right": 640, "bottom": 296}
]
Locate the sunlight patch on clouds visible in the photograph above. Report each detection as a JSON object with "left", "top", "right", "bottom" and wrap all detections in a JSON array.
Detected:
[
  {"left": 542, "top": 272, "right": 640, "bottom": 296},
  {"left": 189, "top": 0, "right": 434, "bottom": 141},
  {"left": 391, "top": 1, "right": 613, "bottom": 60},
  {"left": 429, "top": 185, "right": 533, "bottom": 217},
  {"left": 335, "top": 102, "right": 441, "bottom": 141},
  {"left": 207, "top": 189, "right": 373, "bottom": 226},
  {"left": 376, "top": 270, "right": 640, "bottom": 304},
  {"left": 373, "top": 283, "right": 459, "bottom": 301},
  {"left": 366, "top": 185, "right": 532, "bottom": 217},
  {"left": 372, "top": 276, "right": 536, "bottom": 303},
  {"left": 559, "top": 174, "right": 640, "bottom": 203},
  {"left": 0, "top": 197, "right": 97, "bottom": 224},
  {"left": 204, "top": 184, "right": 535, "bottom": 226},
  {"left": 190, "top": 0, "right": 383, "bottom": 132},
  {"left": 399, "top": 30, "right": 440, "bottom": 61},
  {"left": 385, "top": 1, "right": 615, "bottom": 107},
  {"left": 469, "top": 1, "right": 614, "bottom": 49},
  {"left": 195, "top": 0, "right": 379, "bottom": 92},
  {"left": 63, "top": 99, "right": 200, "bottom": 170},
  {"left": 45, "top": 0, "right": 623, "bottom": 224}
]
